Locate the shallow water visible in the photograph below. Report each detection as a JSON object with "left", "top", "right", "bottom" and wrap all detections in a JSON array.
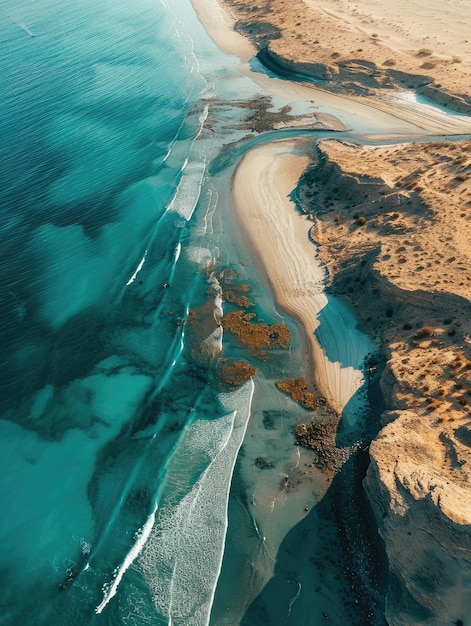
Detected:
[{"left": 1, "top": 0, "right": 391, "bottom": 624}]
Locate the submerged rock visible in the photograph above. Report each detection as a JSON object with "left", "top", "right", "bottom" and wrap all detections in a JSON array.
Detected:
[
  {"left": 217, "top": 358, "right": 256, "bottom": 388},
  {"left": 254, "top": 456, "right": 273, "bottom": 469},
  {"left": 222, "top": 310, "right": 290, "bottom": 352}
]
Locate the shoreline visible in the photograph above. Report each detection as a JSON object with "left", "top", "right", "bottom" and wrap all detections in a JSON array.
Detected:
[
  {"left": 190, "top": 0, "right": 255, "bottom": 62},
  {"left": 190, "top": 0, "right": 471, "bottom": 622},
  {"left": 216, "top": 0, "right": 471, "bottom": 117},
  {"left": 192, "top": 0, "right": 471, "bottom": 136},
  {"left": 231, "top": 138, "right": 371, "bottom": 416}
]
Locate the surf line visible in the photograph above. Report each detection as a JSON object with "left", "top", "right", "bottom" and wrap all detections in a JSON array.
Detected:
[
  {"left": 126, "top": 249, "right": 148, "bottom": 286},
  {"left": 95, "top": 501, "right": 158, "bottom": 614},
  {"left": 93, "top": 396, "right": 201, "bottom": 614},
  {"left": 285, "top": 581, "right": 302, "bottom": 623}
]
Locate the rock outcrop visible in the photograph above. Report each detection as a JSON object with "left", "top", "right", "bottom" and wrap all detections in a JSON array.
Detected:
[
  {"left": 298, "top": 138, "right": 471, "bottom": 625},
  {"left": 365, "top": 410, "right": 471, "bottom": 625}
]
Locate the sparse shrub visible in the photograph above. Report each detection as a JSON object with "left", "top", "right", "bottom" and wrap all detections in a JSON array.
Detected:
[{"left": 357, "top": 216, "right": 367, "bottom": 226}]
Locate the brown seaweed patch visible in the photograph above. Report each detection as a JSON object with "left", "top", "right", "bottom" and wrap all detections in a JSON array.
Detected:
[
  {"left": 227, "top": 282, "right": 250, "bottom": 293},
  {"left": 275, "top": 377, "right": 320, "bottom": 409},
  {"left": 222, "top": 310, "right": 290, "bottom": 351},
  {"left": 216, "top": 358, "right": 256, "bottom": 389},
  {"left": 223, "top": 290, "right": 253, "bottom": 308}
]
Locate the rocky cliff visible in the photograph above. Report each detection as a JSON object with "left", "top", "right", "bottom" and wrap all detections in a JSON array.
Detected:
[
  {"left": 299, "top": 138, "right": 471, "bottom": 625},
  {"left": 365, "top": 410, "right": 471, "bottom": 625}
]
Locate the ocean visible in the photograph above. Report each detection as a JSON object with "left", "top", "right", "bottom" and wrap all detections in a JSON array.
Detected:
[{"left": 0, "top": 0, "right": 383, "bottom": 624}]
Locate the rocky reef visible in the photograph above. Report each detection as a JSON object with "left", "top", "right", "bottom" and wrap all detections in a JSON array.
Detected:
[
  {"left": 186, "top": 266, "right": 291, "bottom": 390},
  {"left": 274, "top": 377, "right": 321, "bottom": 410}
]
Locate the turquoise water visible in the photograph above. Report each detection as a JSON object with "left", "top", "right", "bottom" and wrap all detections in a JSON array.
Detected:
[
  {"left": 0, "top": 0, "right": 388, "bottom": 624},
  {"left": 0, "top": 0, "right": 244, "bottom": 622}
]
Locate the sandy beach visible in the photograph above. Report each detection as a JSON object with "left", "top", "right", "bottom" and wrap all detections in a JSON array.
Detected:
[{"left": 231, "top": 139, "right": 372, "bottom": 415}]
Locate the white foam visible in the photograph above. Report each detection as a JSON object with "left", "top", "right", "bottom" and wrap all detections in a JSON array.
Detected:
[
  {"left": 151, "top": 320, "right": 187, "bottom": 400},
  {"left": 286, "top": 581, "right": 302, "bottom": 620},
  {"left": 195, "top": 104, "right": 209, "bottom": 140},
  {"left": 214, "top": 294, "right": 223, "bottom": 320},
  {"left": 138, "top": 380, "right": 254, "bottom": 625},
  {"left": 126, "top": 249, "right": 147, "bottom": 286},
  {"left": 167, "top": 158, "right": 206, "bottom": 221},
  {"left": 167, "top": 242, "right": 183, "bottom": 288},
  {"left": 203, "top": 326, "right": 223, "bottom": 355},
  {"left": 291, "top": 445, "right": 301, "bottom": 471},
  {"left": 174, "top": 242, "right": 181, "bottom": 263},
  {"left": 95, "top": 502, "right": 158, "bottom": 614},
  {"left": 198, "top": 186, "right": 218, "bottom": 236},
  {"left": 185, "top": 246, "right": 213, "bottom": 268}
]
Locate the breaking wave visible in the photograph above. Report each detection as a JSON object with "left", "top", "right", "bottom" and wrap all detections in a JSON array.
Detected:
[{"left": 138, "top": 380, "right": 254, "bottom": 625}]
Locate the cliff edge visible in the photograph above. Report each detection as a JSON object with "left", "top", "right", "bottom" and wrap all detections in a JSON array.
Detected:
[
  {"left": 220, "top": 0, "right": 471, "bottom": 114},
  {"left": 300, "top": 138, "right": 471, "bottom": 624}
]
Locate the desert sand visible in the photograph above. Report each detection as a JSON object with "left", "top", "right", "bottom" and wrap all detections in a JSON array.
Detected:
[
  {"left": 305, "top": 0, "right": 471, "bottom": 61},
  {"left": 219, "top": 0, "right": 471, "bottom": 115}
]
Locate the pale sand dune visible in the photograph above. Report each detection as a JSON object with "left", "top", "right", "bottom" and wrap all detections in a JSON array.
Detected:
[
  {"left": 192, "top": 0, "right": 471, "bottom": 135},
  {"left": 305, "top": 0, "right": 471, "bottom": 61},
  {"left": 232, "top": 139, "right": 372, "bottom": 416}
]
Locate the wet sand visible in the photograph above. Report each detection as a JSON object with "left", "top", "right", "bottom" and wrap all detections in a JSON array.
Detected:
[{"left": 231, "top": 138, "right": 371, "bottom": 415}]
